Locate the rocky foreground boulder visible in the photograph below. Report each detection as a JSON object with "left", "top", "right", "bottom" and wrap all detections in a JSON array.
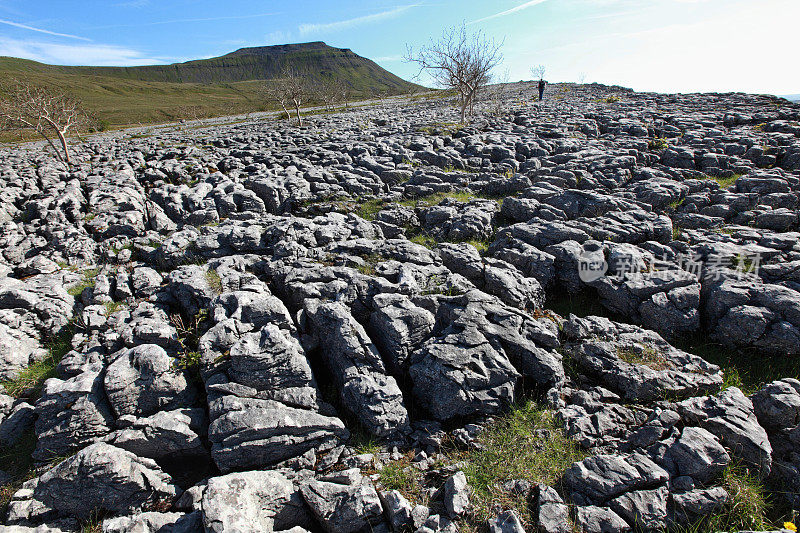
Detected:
[{"left": 1, "top": 82, "right": 799, "bottom": 532}]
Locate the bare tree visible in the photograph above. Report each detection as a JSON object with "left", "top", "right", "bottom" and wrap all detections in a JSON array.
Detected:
[
  {"left": 267, "top": 66, "right": 311, "bottom": 126},
  {"left": 0, "top": 80, "right": 91, "bottom": 166},
  {"left": 335, "top": 80, "right": 351, "bottom": 110},
  {"left": 333, "top": 79, "right": 351, "bottom": 110},
  {"left": 376, "top": 90, "right": 388, "bottom": 109},
  {"left": 263, "top": 79, "right": 292, "bottom": 120},
  {"left": 174, "top": 105, "right": 204, "bottom": 125},
  {"left": 578, "top": 72, "right": 587, "bottom": 84},
  {"left": 531, "top": 65, "right": 546, "bottom": 81},
  {"left": 314, "top": 79, "right": 338, "bottom": 111},
  {"left": 405, "top": 24, "right": 503, "bottom": 123}
]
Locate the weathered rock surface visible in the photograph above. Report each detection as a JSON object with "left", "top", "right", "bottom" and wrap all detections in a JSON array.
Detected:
[{"left": 1, "top": 81, "right": 798, "bottom": 532}]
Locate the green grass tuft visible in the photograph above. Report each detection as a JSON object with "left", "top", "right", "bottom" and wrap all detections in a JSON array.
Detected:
[
  {"left": 103, "top": 301, "right": 125, "bottom": 316},
  {"left": 616, "top": 346, "right": 669, "bottom": 370},
  {"left": 349, "top": 427, "right": 382, "bottom": 456},
  {"left": 377, "top": 455, "right": 429, "bottom": 506},
  {"left": 399, "top": 191, "right": 478, "bottom": 208},
  {"left": 701, "top": 173, "right": 742, "bottom": 190},
  {"left": 355, "top": 198, "right": 386, "bottom": 221},
  {"left": 675, "top": 464, "right": 773, "bottom": 532},
  {"left": 408, "top": 233, "right": 438, "bottom": 249},
  {"left": 682, "top": 340, "right": 800, "bottom": 395},
  {"left": 464, "top": 239, "right": 490, "bottom": 255},
  {"left": 355, "top": 254, "right": 385, "bottom": 276},
  {"left": 447, "top": 402, "right": 587, "bottom": 527},
  {"left": 0, "top": 325, "right": 74, "bottom": 398},
  {"left": 67, "top": 268, "right": 100, "bottom": 297},
  {"left": 205, "top": 268, "right": 223, "bottom": 295},
  {"left": 668, "top": 197, "right": 685, "bottom": 210}
]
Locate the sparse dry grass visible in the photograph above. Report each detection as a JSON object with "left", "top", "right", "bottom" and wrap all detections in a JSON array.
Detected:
[
  {"left": 616, "top": 345, "right": 671, "bottom": 371},
  {"left": 377, "top": 454, "right": 430, "bottom": 506},
  {"left": 205, "top": 268, "right": 223, "bottom": 295}
]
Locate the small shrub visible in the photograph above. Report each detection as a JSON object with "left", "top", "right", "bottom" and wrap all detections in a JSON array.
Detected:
[
  {"left": 175, "top": 351, "right": 202, "bottom": 372},
  {"left": 171, "top": 310, "right": 209, "bottom": 384},
  {"left": 648, "top": 137, "right": 669, "bottom": 151}
]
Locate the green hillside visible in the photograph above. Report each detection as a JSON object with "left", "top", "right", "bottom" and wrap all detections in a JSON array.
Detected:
[{"left": 0, "top": 42, "right": 419, "bottom": 127}]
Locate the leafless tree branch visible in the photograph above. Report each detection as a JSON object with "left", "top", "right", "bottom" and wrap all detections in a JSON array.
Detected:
[
  {"left": 0, "top": 79, "right": 91, "bottom": 166},
  {"left": 405, "top": 24, "right": 503, "bottom": 123},
  {"left": 263, "top": 66, "right": 312, "bottom": 126}
]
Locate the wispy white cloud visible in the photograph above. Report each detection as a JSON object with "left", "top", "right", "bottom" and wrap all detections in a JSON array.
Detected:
[
  {"left": 88, "top": 12, "right": 280, "bottom": 30},
  {"left": 374, "top": 55, "right": 402, "bottom": 62},
  {"left": 0, "top": 18, "right": 91, "bottom": 41},
  {"left": 0, "top": 37, "right": 169, "bottom": 66},
  {"left": 265, "top": 29, "right": 290, "bottom": 45},
  {"left": 469, "top": 0, "right": 549, "bottom": 24},
  {"left": 299, "top": 5, "right": 416, "bottom": 36}
]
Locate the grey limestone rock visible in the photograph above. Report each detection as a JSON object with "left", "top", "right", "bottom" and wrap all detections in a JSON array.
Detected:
[
  {"left": 32, "top": 443, "right": 180, "bottom": 521},
  {"left": 208, "top": 394, "right": 348, "bottom": 473},
  {"left": 34, "top": 370, "right": 114, "bottom": 462},
  {"left": 674, "top": 387, "right": 772, "bottom": 476},
  {"left": 304, "top": 300, "right": 409, "bottom": 439},
  {"left": 563, "top": 453, "right": 669, "bottom": 505},
  {"left": 666, "top": 426, "right": 730, "bottom": 483},
  {"left": 486, "top": 510, "right": 525, "bottom": 533},
  {"left": 300, "top": 471, "right": 383, "bottom": 533},
  {"left": 443, "top": 471, "right": 471, "bottom": 518},
  {"left": 104, "top": 344, "right": 196, "bottom": 418},
  {"left": 202, "top": 470, "right": 312, "bottom": 533},
  {"left": 535, "top": 484, "right": 571, "bottom": 533},
  {"left": 573, "top": 506, "right": 631, "bottom": 533},
  {"left": 562, "top": 315, "right": 722, "bottom": 402}
]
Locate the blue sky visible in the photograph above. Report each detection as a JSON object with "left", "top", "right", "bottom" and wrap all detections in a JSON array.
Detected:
[{"left": 0, "top": 0, "right": 797, "bottom": 95}]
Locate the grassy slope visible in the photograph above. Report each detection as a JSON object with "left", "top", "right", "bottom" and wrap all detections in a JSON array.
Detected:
[{"left": 0, "top": 42, "right": 420, "bottom": 126}]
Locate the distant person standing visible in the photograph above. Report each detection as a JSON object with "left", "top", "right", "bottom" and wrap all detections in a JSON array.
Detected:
[{"left": 538, "top": 78, "right": 547, "bottom": 101}]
